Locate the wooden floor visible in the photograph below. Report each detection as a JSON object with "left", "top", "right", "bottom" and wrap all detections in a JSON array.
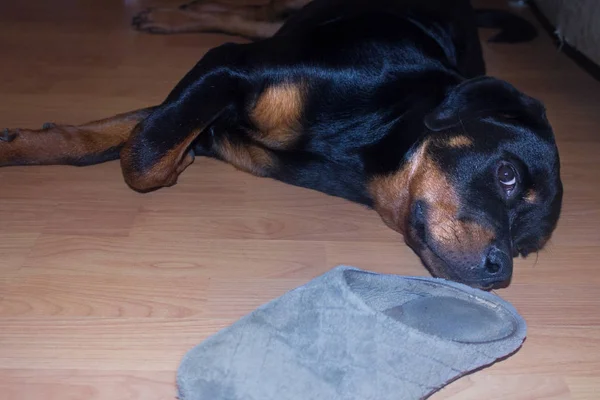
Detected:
[{"left": 1, "top": 1, "right": 599, "bottom": 399}]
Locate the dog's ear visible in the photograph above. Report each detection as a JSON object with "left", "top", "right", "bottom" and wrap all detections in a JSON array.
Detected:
[{"left": 424, "top": 76, "right": 549, "bottom": 131}]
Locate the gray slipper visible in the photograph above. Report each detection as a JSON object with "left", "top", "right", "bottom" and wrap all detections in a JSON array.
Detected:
[{"left": 177, "top": 265, "right": 526, "bottom": 400}]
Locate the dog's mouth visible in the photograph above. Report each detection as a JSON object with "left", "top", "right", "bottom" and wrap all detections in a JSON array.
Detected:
[
  {"left": 421, "top": 246, "right": 498, "bottom": 290},
  {"left": 405, "top": 223, "right": 504, "bottom": 290},
  {"left": 405, "top": 225, "right": 459, "bottom": 280}
]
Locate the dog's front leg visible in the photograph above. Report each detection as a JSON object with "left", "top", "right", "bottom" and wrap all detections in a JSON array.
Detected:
[
  {"left": 0, "top": 108, "right": 155, "bottom": 168},
  {"left": 119, "top": 44, "right": 247, "bottom": 192}
]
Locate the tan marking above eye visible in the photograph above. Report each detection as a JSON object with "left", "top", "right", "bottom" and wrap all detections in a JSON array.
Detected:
[
  {"left": 444, "top": 135, "right": 473, "bottom": 148},
  {"left": 250, "top": 82, "right": 304, "bottom": 150},
  {"left": 525, "top": 189, "right": 538, "bottom": 203}
]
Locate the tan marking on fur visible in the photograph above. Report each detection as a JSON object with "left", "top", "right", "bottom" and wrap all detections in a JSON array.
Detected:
[
  {"left": 217, "top": 138, "right": 273, "bottom": 176},
  {"left": 368, "top": 139, "right": 494, "bottom": 252},
  {"left": 525, "top": 189, "right": 538, "bottom": 203},
  {"left": 368, "top": 141, "right": 429, "bottom": 234},
  {"left": 250, "top": 82, "right": 304, "bottom": 149},
  {"left": 121, "top": 127, "right": 201, "bottom": 192},
  {"left": 445, "top": 135, "right": 473, "bottom": 148}
]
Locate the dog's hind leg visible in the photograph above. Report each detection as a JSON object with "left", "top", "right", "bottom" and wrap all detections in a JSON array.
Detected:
[
  {"left": 0, "top": 107, "right": 155, "bottom": 167},
  {"left": 132, "top": 0, "right": 311, "bottom": 39},
  {"left": 132, "top": 7, "right": 283, "bottom": 39}
]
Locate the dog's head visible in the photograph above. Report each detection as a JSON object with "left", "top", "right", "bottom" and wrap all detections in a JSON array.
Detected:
[{"left": 370, "top": 77, "right": 563, "bottom": 288}]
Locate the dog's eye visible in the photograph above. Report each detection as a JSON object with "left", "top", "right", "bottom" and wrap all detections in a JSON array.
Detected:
[{"left": 497, "top": 163, "right": 517, "bottom": 196}]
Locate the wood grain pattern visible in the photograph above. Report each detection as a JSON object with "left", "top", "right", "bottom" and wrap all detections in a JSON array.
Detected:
[{"left": 1, "top": 0, "right": 599, "bottom": 399}]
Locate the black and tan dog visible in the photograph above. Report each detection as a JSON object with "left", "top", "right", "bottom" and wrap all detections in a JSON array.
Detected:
[{"left": 0, "top": 0, "right": 563, "bottom": 288}]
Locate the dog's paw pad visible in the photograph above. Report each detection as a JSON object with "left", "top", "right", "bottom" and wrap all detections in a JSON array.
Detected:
[{"left": 1, "top": 128, "right": 18, "bottom": 142}]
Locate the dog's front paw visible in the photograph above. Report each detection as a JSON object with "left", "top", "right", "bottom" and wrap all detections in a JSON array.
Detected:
[
  {"left": 1, "top": 128, "right": 18, "bottom": 142},
  {"left": 0, "top": 124, "right": 58, "bottom": 166},
  {"left": 0, "top": 128, "right": 23, "bottom": 166},
  {"left": 1, "top": 122, "right": 56, "bottom": 143}
]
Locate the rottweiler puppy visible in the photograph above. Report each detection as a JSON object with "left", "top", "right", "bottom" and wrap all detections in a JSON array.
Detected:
[{"left": 0, "top": 0, "right": 563, "bottom": 288}]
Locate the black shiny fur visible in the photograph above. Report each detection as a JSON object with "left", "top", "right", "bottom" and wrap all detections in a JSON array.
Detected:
[{"left": 125, "top": 0, "right": 562, "bottom": 286}]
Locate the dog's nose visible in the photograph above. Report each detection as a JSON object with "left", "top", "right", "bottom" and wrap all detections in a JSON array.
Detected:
[{"left": 481, "top": 245, "right": 513, "bottom": 284}]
